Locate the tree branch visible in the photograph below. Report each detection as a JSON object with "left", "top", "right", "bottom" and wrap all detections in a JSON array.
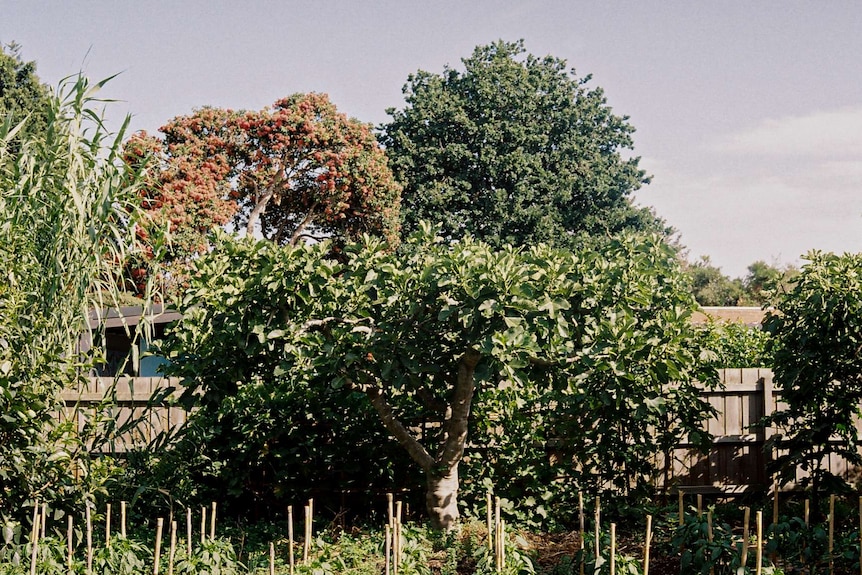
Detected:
[
  {"left": 365, "top": 384, "right": 435, "bottom": 472},
  {"left": 437, "top": 349, "right": 481, "bottom": 470}
]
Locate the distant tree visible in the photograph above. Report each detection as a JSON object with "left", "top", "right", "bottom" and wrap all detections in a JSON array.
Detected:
[
  {"left": 686, "top": 256, "right": 744, "bottom": 306},
  {"left": 380, "top": 40, "right": 664, "bottom": 248},
  {"left": 743, "top": 260, "right": 799, "bottom": 305},
  {"left": 125, "top": 93, "right": 401, "bottom": 285},
  {"left": 0, "top": 42, "right": 51, "bottom": 143}
]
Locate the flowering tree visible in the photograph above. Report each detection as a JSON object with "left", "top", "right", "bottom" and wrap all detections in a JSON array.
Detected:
[{"left": 125, "top": 93, "right": 401, "bottom": 282}]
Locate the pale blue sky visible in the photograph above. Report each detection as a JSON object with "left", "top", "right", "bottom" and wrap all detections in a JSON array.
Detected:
[{"left": 3, "top": 1, "right": 861, "bottom": 277}]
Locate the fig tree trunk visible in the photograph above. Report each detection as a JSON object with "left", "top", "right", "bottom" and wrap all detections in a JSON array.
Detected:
[{"left": 426, "top": 464, "right": 461, "bottom": 530}]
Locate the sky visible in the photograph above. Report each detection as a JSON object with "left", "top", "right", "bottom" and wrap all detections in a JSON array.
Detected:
[{"left": 2, "top": 1, "right": 861, "bottom": 278}]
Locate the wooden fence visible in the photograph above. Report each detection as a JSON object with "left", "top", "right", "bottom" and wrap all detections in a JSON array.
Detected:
[{"left": 61, "top": 370, "right": 862, "bottom": 492}]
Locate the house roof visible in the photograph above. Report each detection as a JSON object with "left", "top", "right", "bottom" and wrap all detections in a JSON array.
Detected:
[
  {"left": 691, "top": 306, "right": 766, "bottom": 326},
  {"left": 87, "top": 305, "right": 181, "bottom": 329}
]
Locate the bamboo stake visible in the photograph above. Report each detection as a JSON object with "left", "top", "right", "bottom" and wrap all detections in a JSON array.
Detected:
[
  {"left": 829, "top": 494, "right": 835, "bottom": 575},
  {"left": 105, "top": 503, "right": 112, "bottom": 544},
  {"left": 30, "top": 504, "right": 39, "bottom": 575},
  {"left": 388, "top": 493, "right": 394, "bottom": 529},
  {"left": 487, "top": 491, "right": 493, "bottom": 552},
  {"left": 169, "top": 520, "right": 177, "bottom": 575},
  {"left": 804, "top": 499, "right": 810, "bottom": 526},
  {"left": 288, "top": 505, "right": 295, "bottom": 575},
  {"left": 678, "top": 491, "right": 684, "bottom": 526},
  {"left": 579, "top": 492, "right": 585, "bottom": 575},
  {"left": 210, "top": 502, "right": 216, "bottom": 541},
  {"left": 609, "top": 523, "right": 616, "bottom": 575},
  {"left": 500, "top": 518, "right": 506, "bottom": 572},
  {"left": 643, "top": 515, "right": 652, "bottom": 575},
  {"left": 269, "top": 542, "right": 275, "bottom": 575},
  {"left": 154, "top": 518, "right": 163, "bottom": 575},
  {"left": 495, "top": 496, "right": 502, "bottom": 573},
  {"left": 395, "top": 500, "right": 403, "bottom": 575},
  {"left": 697, "top": 494, "right": 703, "bottom": 519},
  {"left": 594, "top": 496, "right": 601, "bottom": 562},
  {"left": 741, "top": 507, "right": 750, "bottom": 568},
  {"left": 41, "top": 502, "right": 47, "bottom": 539},
  {"left": 67, "top": 514, "right": 74, "bottom": 573},
  {"left": 121, "top": 501, "right": 127, "bottom": 539},
  {"left": 303, "top": 504, "right": 310, "bottom": 564},
  {"left": 756, "top": 511, "right": 763, "bottom": 575},
  {"left": 384, "top": 523, "right": 391, "bottom": 575},
  {"left": 186, "top": 508, "right": 192, "bottom": 557},
  {"left": 200, "top": 506, "right": 206, "bottom": 545},
  {"left": 85, "top": 505, "right": 93, "bottom": 575}
]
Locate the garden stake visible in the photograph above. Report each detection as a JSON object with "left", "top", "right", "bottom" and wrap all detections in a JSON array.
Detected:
[
  {"left": 384, "top": 523, "right": 391, "bottom": 575},
  {"left": 67, "top": 514, "right": 74, "bottom": 573},
  {"left": 579, "top": 491, "right": 585, "bottom": 575},
  {"left": 494, "top": 496, "right": 502, "bottom": 571},
  {"left": 105, "top": 502, "right": 111, "bottom": 544},
  {"left": 643, "top": 514, "right": 652, "bottom": 575},
  {"left": 501, "top": 518, "right": 506, "bottom": 572},
  {"left": 804, "top": 499, "right": 810, "bottom": 526},
  {"left": 169, "top": 520, "right": 176, "bottom": 575},
  {"left": 210, "top": 502, "right": 216, "bottom": 540},
  {"left": 610, "top": 522, "right": 616, "bottom": 575},
  {"left": 487, "top": 491, "right": 493, "bottom": 552},
  {"left": 288, "top": 505, "right": 295, "bottom": 575},
  {"left": 200, "top": 506, "right": 206, "bottom": 545},
  {"left": 594, "top": 496, "right": 601, "bottom": 562},
  {"left": 269, "top": 542, "right": 275, "bottom": 575},
  {"left": 154, "top": 518, "right": 163, "bottom": 575},
  {"left": 388, "top": 493, "right": 394, "bottom": 529},
  {"left": 41, "top": 502, "right": 47, "bottom": 539},
  {"left": 29, "top": 504, "right": 39, "bottom": 575},
  {"left": 186, "top": 508, "right": 192, "bottom": 556},
  {"left": 121, "top": 500, "right": 127, "bottom": 538},
  {"left": 741, "top": 506, "right": 750, "bottom": 568},
  {"left": 303, "top": 504, "right": 310, "bottom": 564},
  {"left": 395, "top": 499, "right": 403, "bottom": 574},
  {"left": 756, "top": 510, "right": 763, "bottom": 575},
  {"left": 678, "top": 491, "right": 684, "bottom": 526},
  {"left": 85, "top": 505, "right": 93, "bottom": 575},
  {"left": 829, "top": 494, "right": 835, "bottom": 575},
  {"left": 697, "top": 494, "right": 703, "bottom": 518}
]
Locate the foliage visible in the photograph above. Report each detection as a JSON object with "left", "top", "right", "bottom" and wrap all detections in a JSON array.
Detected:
[
  {"left": 696, "top": 320, "right": 771, "bottom": 368},
  {"left": 156, "top": 225, "right": 715, "bottom": 529},
  {"left": 686, "top": 257, "right": 798, "bottom": 307},
  {"left": 381, "top": 39, "right": 663, "bottom": 248},
  {"left": 0, "top": 42, "right": 51, "bottom": 145},
  {"left": 125, "top": 93, "right": 401, "bottom": 292},
  {"left": 762, "top": 251, "right": 862, "bottom": 506},
  {"left": 0, "top": 74, "right": 160, "bottom": 525}
]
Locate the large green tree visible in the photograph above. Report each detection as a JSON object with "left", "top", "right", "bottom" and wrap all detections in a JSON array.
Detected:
[
  {"left": 763, "top": 251, "right": 862, "bottom": 511},
  {"left": 160, "top": 226, "right": 714, "bottom": 530},
  {"left": 380, "top": 40, "right": 663, "bottom": 247}
]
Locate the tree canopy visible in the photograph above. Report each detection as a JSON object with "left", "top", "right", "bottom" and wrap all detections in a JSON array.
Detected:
[
  {"left": 763, "top": 251, "right": 862, "bottom": 508},
  {"left": 159, "top": 226, "right": 715, "bottom": 530},
  {"left": 0, "top": 42, "right": 52, "bottom": 144},
  {"left": 380, "top": 40, "right": 663, "bottom": 248},
  {"left": 125, "top": 93, "right": 402, "bottom": 280}
]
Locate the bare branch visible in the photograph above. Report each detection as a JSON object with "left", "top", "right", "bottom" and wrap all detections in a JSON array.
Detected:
[
  {"left": 437, "top": 349, "right": 481, "bottom": 470},
  {"left": 365, "top": 384, "right": 435, "bottom": 472}
]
